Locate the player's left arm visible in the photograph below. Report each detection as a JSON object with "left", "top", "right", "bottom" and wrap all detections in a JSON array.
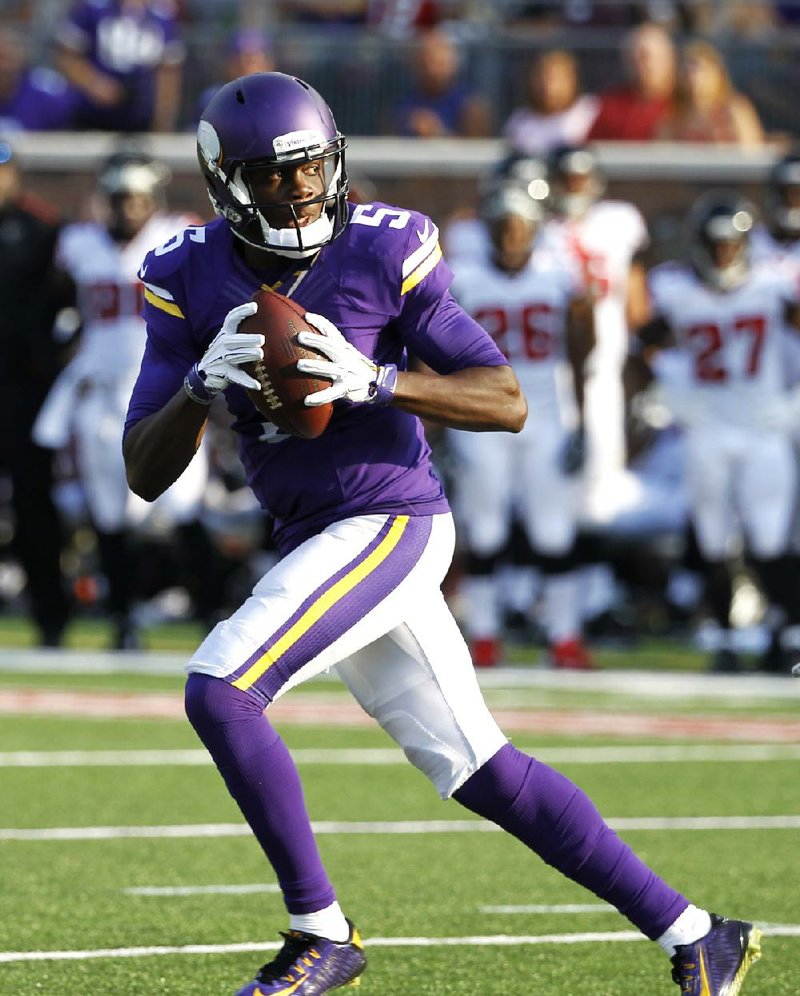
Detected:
[
  {"left": 386, "top": 288, "right": 526, "bottom": 432},
  {"left": 300, "top": 300, "right": 526, "bottom": 432},
  {"left": 377, "top": 216, "right": 525, "bottom": 432},
  {"left": 299, "top": 210, "right": 526, "bottom": 433}
]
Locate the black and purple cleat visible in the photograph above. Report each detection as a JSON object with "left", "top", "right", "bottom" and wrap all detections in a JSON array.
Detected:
[
  {"left": 236, "top": 919, "right": 366, "bottom": 995},
  {"left": 671, "top": 913, "right": 761, "bottom": 995}
]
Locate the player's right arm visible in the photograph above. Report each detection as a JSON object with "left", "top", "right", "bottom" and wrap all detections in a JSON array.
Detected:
[
  {"left": 124, "top": 379, "right": 210, "bottom": 502},
  {"left": 123, "top": 240, "right": 263, "bottom": 502}
]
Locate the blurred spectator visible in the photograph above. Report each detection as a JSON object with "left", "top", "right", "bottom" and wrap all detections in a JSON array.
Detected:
[
  {"left": 287, "top": 1, "right": 368, "bottom": 25},
  {"left": 504, "top": 1, "right": 693, "bottom": 29},
  {"left": 693, "top": 1, "right": 780, "bottom": 37},
  {"left": 0, "top": 27, "right": 76, "bottom": 131},
  {"left": 0, "top": 140, "right": 74, "bottom": 646},
  {"left": 277, "top": 0, "right": 443, "bottom": 33},
  {"left": 658, "top": 40, "right": 765, "bottom": 147},
  {"left": 196, "top": 28, "right": 276, "bottom": 122},
  {"left": 587, "top": 22, "right": 677, "bottom": 141},
  {"left": 33, "top": 149, "right": 215, "bottom": 649},
  {"left": 55, "top": 0, "right": 185, "bottom": 133},
  {"left": 366, "top": 0, "right": 441, "bottom": 37},
  {"left": 775, "top": 1, "right": 800, "bottom": 27},
  {"left": 502, "top": 49, "right": 599, "bottom": 157},
  {"left": 389, "top": 27, "right": 490, "bottom": 137}
]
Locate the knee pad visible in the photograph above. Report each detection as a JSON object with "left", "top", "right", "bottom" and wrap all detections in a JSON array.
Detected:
[{"left": 363, "top": 682, "right": 506, "bottom": 799}]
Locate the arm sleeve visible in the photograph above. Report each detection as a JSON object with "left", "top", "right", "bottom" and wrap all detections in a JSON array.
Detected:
[
  {"left": 399, "top": 289, "right": 509, "bottom": 374},
  {"left": 123, "top": 329, "right": 193, "bottom": 439}
]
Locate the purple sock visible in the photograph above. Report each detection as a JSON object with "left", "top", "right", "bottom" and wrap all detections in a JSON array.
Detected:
[
  {"left": 453, "top": 743, "right": 688, "bottom": 939},
  {"left": 185, "top": 672, "right": 336, "bottom": 914}
]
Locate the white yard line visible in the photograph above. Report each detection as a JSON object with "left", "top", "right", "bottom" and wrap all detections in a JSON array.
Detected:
[
  {"left": 2, "top": 743, "right": 800, "bottom": 767},
  {"left": 2, "top": 814, "right": 800, "bottom": 842},
  {"left": 1, "top": 925, "right": 797, "bottom": 964},
  {"left": 480, "top": 904, "right": 613, "bottom": 914},
  {"left": 124, "top": 884, "right": 281, "bottom": 896}
]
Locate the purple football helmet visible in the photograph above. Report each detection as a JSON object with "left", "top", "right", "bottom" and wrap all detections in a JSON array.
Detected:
[{"left": 197, "top": 72, "right": 349, "bottom": 258}]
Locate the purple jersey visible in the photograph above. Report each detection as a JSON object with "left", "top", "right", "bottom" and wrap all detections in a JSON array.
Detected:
[
  {"left": 126, "top": 203, "right": 507, "bottom": 554},
  {"left": 57, "top": 0, "right": 184, "bottom": 130},
  {"left": 0, "top": 68, "right": 76, "bottom": 132}
]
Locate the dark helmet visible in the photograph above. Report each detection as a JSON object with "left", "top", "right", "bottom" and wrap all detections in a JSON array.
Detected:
[
  {"left": 484, "top": 150, "right": 550, "bottom": 204},
  {"left": 764, "top": 151, "right": 800, "bottom": 240},
  {"left": 546, "top": 143, "right": 605, "bottom": 218},
  {"left": 97, "top": 149, "right": 170, "bottom": 199},
  {"left": 197, "top": 72, "right": 348, "bottom": 258},
  {"left": 480, "top": 182, "right": 544, "bottom": 269},
  {"left": 686, "top": 190, "right": 755, "bottom": 291},
  {"left": 480, "top": 181, "right": 545, "bottom": 228}
]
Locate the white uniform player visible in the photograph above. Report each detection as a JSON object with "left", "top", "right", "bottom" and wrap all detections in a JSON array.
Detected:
[
  {"left": 443, "top": 151, "right": 550, "bottom": 266},
  {"left": 34, "top": 151, "right": 208, "bottom": 648},
  {"left": 448, "top": 182, "right": 595, "bottom": 669},
  {"left": 539, "top": 144, "right": 649, "bottom": 523},
  {"left": 642, "top": 191, "right": 800, "bottom": 673},
  {"left": 751, "top": 152, "right": 800, "bottom": 386}
]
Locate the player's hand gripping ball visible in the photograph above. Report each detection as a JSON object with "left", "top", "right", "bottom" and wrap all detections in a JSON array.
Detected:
[{"left": 238, "top": 290, "right": 334, "bottom": 439}]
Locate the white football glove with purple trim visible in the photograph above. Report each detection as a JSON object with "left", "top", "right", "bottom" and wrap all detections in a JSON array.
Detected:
[
  {"left": 196, "top": 302, "right": 264, "bottom": 394},
  {"left": 298, "top": 312, "right": 380, "bottom": 406}
]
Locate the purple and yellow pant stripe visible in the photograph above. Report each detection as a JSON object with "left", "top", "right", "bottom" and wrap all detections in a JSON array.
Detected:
[{"left": 229, "top": 514, "right": 432, "bottom": 704}]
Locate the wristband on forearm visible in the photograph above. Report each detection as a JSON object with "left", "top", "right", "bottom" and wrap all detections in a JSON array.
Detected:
[
  {"left": 183, "top": 363, "right": 217, "bottom": 406},
  {"left": 369, "top": 363, "right": 398, "bottom": 406}
]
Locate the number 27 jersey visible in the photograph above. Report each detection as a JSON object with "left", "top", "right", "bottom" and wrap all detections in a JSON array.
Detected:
[{"left": 649, "top": 261, "right": 799, "bottom": 427}]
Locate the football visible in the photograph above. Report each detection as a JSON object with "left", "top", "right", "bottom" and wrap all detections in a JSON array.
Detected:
[{"left": 238, "top": 289, "right": 333, "bottom": 439}]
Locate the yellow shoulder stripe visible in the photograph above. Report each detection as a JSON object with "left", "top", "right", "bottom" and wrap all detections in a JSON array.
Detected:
[
  {"left": 144, "top": 286, "right": 185, "bottom": 319},
  {"left": 401, "top": 243, "right": 442, "bottom": 296}
]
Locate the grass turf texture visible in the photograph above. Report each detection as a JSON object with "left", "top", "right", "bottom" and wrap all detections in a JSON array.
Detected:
[{"left": 0, "top": 646, "right": 796, "bottom": 993}]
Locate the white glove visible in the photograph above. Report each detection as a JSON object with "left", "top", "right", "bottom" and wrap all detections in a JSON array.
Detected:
[
  {"left": 184, "top": 302, "right": 264, "bottom": 404},
  {"left": 297, "top": 312, "right": 397, "bottom": 407}
]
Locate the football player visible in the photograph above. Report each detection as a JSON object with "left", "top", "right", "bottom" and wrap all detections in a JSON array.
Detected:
[
  {"left": 538, "top": 143, "right": 652, "bottom": 639},
  {"left": 442, "top": 149, "right": 550, "bottom": 264},
  {"left": 123, "top": 73, "right": 760, "bottom": 996},
  {"left": 753, "top": 149, "right": 800, "bottom": 267},
  {"left": 635, "top": 191, "right": 800, "bottom": 673},
  {"left": 541, "top": 143, "right": 650, "bottom": 501},
  {"left": 448, "top": 180, "right": 596, "bottom": 669},
  {"left": 34, "top": 149, "right": 212, "bottom": 649}
]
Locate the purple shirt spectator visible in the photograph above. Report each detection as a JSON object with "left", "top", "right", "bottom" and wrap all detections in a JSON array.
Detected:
[
  {"left": 389, "top": 28, "right": 490, "bottom": 137},
  {"left": 0, "top": 29, "right": 76, "bottom": 132},
  {"left": 56, "top": 0, "right": 185, "bottom": 132},
  {"left": 0, "top": 67, "right": 76, "bottom": 132}
]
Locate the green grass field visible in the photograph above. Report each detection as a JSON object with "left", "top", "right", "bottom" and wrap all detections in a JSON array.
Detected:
[{"left": 0, "top": 623, "right": 798, "bottom": 994}]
